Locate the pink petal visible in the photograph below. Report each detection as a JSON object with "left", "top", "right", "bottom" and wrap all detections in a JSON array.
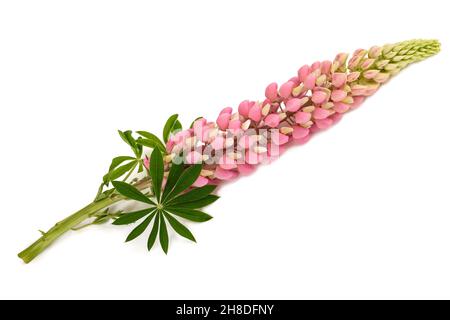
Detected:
[
  {"left": 245, "top": 150, "right": 265, "bottom": 165},
  {"left": 216, "top": 113, "right": 231, "bottom": 130},
  {"left": 237, "top": 163, "right": 255, "bottom": 175},
  {"left": 304, "top": 73, "right": 317, "bottom": 90},
  {"left": 215, "top": 167, "right": 238, "bottom": 180},
  {"left": 267, "top": 142, "right": 281, "bottom": 157},
  {"left": 333, "top": 102, "right": 350, "bottom": 113},
  {"left": 311, "top": 90, "right": 328, "bottom": 105},
  {"left": 309, "top": 124, "right": 321, "bottom": 134},
  {"left": 219, "top": 155, "right": 237, "bottom": 170},
  {"left": 351, "top": 96, "right": 365, "bottom": 109},
  {"left": 311, "top": 61, "right": 321, "bottom": 71},
  {"left": 228, "top": 119, "right": 242, "bottom": 130},
  {"left": 292, "top": 126, "right": 309, "bottom": 140},
  {"left": 363, "top": 69, "right": 380, "bottom": 80},
  {"left": 220, "top": 107, "right": 233, "bottom": 115},
  {"left": 143, "top": 157, "right": 150, "bottom": 169},
  {"left": 201, "top": 127, "right": 212, "bottom": 142},
  {"left": 264, "top": 114, "right": 280, "bottom": 128},
  {"left": 288, "top": 76, "right": 299, "bottom": 84},
  {"left": 285, "top": 97, "right": 307, "bottom": 112},
  {"left": 238, "top": 100, "right": 250, "bottom": 117},
  {"left": 321, "top": 60, "right": 332, "bottom": 75},
  {"left": 294, "top": 111, "right": 311, "bottom": 124},
  {"left": 271, "top": 131, "right": 289, "bottom": 145},
  {"left": 313, "top": 107, "right": 330, "bottom": 120},
  {"left": 331, "top": 89, "right": 347, "bottom": 102},
  {"left": 279, "top": 81, "right": 295, "bottom": 99},
  {"left": 166, "top": 139, "right": 175, "bottom": 152},
  {"left": 330, "top": 112, "right": 343, "bottom": 123},
  {"left": 238, "top": 135, "right": 259, "bottom": 149},
  {"left": 193, "top": 118, "right": 207, "bottom": 139},
  {"left": 173, "top": 130, "right": 192, "bottom": 144},
  {"left": 315, "top": 118, "right": 333, "bottom": 130},
  {"left": 292, "top": 134, "right": 311, "bottom": 145},
  {"left": 211, "top": 136, "right": 225, "bottom": 149},
  {"left": 297, "top": 65, "right": 310, "bottom": 82},
  {"left": 248, "top": 104, "right": 262, "bottom": 122},
  {"left": 347, "top": 71, "right": 360, "bottom": 82},
  {"left": 265, "top": 82, "right": 278, "bottom": 101},
  {"left": 186, "top": 151, "right": 202, "bottom": 164},
  {"left": 335, "top": 52, "right": 349, "bottom": 66},
  {"left": 332, "top": 73, "right": 347, "bottom": 88},
  {"left": 192, "top": 176, "right": 209, "bottom": 187}
]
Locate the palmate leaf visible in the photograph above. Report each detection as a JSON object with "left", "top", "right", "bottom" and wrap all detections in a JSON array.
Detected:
[
  {"left": 149, "top": 148, "right": 164, "bottom": 201},
  {"left": 163, "top": 211, "right": 196, "bottom": 242},
  {"left": 112, "top": 181, "right": 156, "bottom": 205},
  {"left": 126, "top": 211, "right": 157, "bottom": 242},
  {"left": 111, "top": 145, "right": 219, "bottom": 254}
]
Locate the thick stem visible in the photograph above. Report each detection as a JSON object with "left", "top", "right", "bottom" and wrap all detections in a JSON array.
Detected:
[{"left": 18, "top": 196, "right": 122, "bottom": 263}]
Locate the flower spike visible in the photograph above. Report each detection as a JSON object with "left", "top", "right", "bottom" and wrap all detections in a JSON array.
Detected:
[{"left": 18, "top": 39, "right": 440, "bottom": 263}]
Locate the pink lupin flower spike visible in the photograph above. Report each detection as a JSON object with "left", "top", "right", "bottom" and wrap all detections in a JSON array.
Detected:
[{"left": 18, "top": 39, "right": 440, "bottom": 263}]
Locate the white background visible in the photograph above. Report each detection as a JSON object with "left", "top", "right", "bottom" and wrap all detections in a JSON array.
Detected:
[{"left": 1, "top": 0, "right": 449, "bottom": 299}]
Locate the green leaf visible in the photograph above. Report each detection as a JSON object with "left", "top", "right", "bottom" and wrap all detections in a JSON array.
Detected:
[
  {"left": 126, "top": 211, "right": 156, "bottom": 242},
  {"left": 113, "top": 208, "right": 154, "bottom": 225},
  {"left": 118, "top": 130, "right": 140, "bottom": 157},
  {"left": 168, "top": 185, "right": 217, "bottom": 205},
  {"left": 159, "top": 212, "right": 169, "bottom": 254},
  {"left": 165, "top": 207, "right": 213, "bottom": 222},
  {"left": 108, "top": 156, "right": 136, "bottom": 172},
  {"left": 161, "top": 162, "right": 184, "bottom": 202},
  {"left": 163, "top": 211, "right": 196, "bottom": 242},
  {"left": 162, "top": 114, "right": 179, "bottom": 143},
  {"left": 165, "top": 164, "right": 202, "bottom": 201},
  {"left": 189, "top": 117, "right": 204, "bottom": 128},
  {"left": 173, "top": 119, "right": 182, "bottom": 131},
  {"left": 150, "top": 148, "right": 164, "bottom": 201},
  {"left": 112, "top": 181, "right": 156, "bottom": 205},
  {"left": 118, "top": 130, "right": 136, "bottom": 148},
  {"left": 136, "top": 131, "right": 166, "bottom": 152},
  {"left": 135, "top": 143, "right": 143, "bottom": 158},
  {"left": 147, "top": 213, "right": 160, "bottom": 251},
  {"left": 170, "top": 195, "right": 219, "bottom": 209},
  {"left": 105, "top": 160, "right": 137, "bottom": 183}
]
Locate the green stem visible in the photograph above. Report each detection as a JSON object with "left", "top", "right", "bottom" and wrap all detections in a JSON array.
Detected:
[
  {"left": 18, "top": 178, "right": 151, "bottom": 263},
  {"left": 18, "top": 196, "right": 122, "bottom": 263}
]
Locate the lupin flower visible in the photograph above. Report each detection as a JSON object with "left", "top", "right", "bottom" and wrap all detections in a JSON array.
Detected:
[{"left": 18, "top": 39, "right": 440, "bottom": 263}]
